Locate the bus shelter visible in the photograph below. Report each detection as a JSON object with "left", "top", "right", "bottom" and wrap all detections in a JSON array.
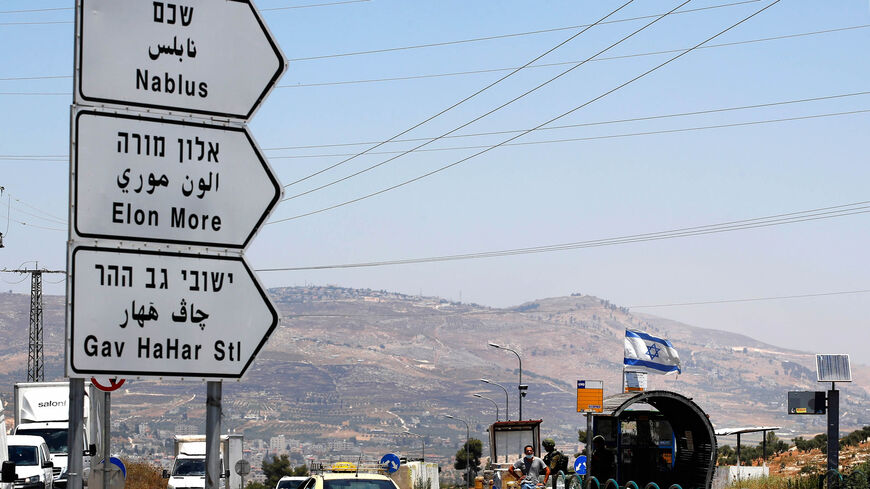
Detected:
[{"left": 586, "top": 390, "right": 717, "bottom": 489}]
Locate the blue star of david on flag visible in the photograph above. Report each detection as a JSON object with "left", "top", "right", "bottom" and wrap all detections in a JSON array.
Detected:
[
  {"left": 646, "top": 343, "right": 661, "bottom": 360},
  {"left": 624, "top": 329, "right": 681, "bottom": 374}
]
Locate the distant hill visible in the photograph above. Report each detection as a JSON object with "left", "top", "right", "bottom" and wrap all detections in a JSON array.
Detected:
[{"left": 0, "top": 286, "right": 867, "bottom": 457}]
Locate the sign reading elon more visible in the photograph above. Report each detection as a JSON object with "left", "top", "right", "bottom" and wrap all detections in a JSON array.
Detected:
[
  {"left": 73, "top": 109, "right": 280, "bottom": 248},
  {"left": 77, "top": 0, "right": 285, "bottom": 119},
  {"left": 69, "top": 247, "right": 277, "bottom": 378}
]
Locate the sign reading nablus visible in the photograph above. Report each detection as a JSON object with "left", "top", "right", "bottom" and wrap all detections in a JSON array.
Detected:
[
  {"left": 76, "top": 0, "right": 285, "bottom": 119},
  {"left": 73, "top": 109, "right": 280, "bottom": 249}
]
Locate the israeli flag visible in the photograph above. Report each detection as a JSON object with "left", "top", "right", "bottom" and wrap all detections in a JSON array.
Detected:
[{"left": 624, "top": 329, "right": 681, "bottom": 374}]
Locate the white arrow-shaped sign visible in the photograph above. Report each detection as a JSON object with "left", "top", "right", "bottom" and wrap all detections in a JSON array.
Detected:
[
  {"left": 68, "top": 246, "right": 278, "bottom": 379},
  {"left": 76, "top": 0, "right": 286, "bottom": 120},
  {"left": 73, "top": 109, "right": 281, "bottom": 249}
]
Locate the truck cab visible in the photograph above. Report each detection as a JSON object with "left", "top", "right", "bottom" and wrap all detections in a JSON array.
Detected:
[
  {"left": 163, "top": 435, "right": 242, "bottom": 489},
  {"left": 7, "top": 435, "right": 53, "bottom": 489}
]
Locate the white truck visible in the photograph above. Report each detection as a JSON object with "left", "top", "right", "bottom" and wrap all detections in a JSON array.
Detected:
[
  {"left": 164, "top": 435, "right": 244, "bottom": 489},
  {"left": 7, "top": 435, "right": 54, "bottom": 489},
  {"left": 0, "top": 399, "right": 19, "bottom": 489},
  {"left": 12, "top": 382, "right": 97, "bottom": 489}
]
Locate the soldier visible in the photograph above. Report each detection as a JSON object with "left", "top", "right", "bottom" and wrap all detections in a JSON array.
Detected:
[{"left": 542, "top": 438, "right": 568, "bottom": 489}]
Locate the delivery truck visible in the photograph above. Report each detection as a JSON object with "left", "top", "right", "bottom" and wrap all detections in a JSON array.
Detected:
[
  {"left": 12, "top": 382, "right": 97, "bottom": 488},
  {"left": 164, "top": 435, "right": 244, "bottom": 489}
]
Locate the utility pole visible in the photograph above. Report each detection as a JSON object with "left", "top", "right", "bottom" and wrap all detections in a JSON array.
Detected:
[{"left": 2, "top": 265, "right": 66, "bottom": 381}]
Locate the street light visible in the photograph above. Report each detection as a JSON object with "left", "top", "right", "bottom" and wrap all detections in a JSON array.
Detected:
[
  {"left": 488, "top": 342, "right": 526, "bottom": 420},
  {"left": 479, "top": 378, "right": 509, "bottom": 421},
  {"left": 403, "top": 430, "right": 425, "bottom": 461},
  {"left": 473, "top": 394, "right": 499, "bottom": 421},
  {"left": 444, "top": 414, "right": 471, "bottom": 489}
]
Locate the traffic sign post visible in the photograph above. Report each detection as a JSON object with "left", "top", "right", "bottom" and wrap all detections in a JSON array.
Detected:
[
  {"left": 574, "top": 455, "right": 587, "bottom": 476},
  {"left": 76, "top": 0, "right": 285, "bottom": 119},
  {"left": 72, "top": 109, "right": 281, "bottom": 248},
  {"left": 379, "top": 453, "right": 401, "bottom": 474},
  {"left": 68, "top": 247, "right": 278, "bottom": 379},
  {"left": 68, "top": 1, "right": 285, "bottom": 487}
]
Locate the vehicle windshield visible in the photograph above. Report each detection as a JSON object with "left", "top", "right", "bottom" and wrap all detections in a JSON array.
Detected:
[
  {"left": 173, "top": 459, "right": 206, "bottom": 477},
  {"left": 277, "top": 480, "right": 304, "bottom": 489},
  {"left": 9, "top": 446, "right": 39, "bottom": 466},
  {"left": 324, "top": 480, "right": 397, "bottom": 489},
  {"left": 16, "top": 428, "right": 67, "bottom": 454}
]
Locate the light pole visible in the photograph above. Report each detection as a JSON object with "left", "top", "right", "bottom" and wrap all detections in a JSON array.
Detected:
[
  {"left": 473, "top": 394, "right": 499, "bottom": 421},
  {"left": 479, "top": 378, "right": 509, "bottom": 421},
  {"left": 445, "top": 414, "right": 471, "bottom": 489},
  {"left": 403, "top": 431, "right": 425, "bottom": 461},
  {"left": 488, "top": 342, "right": 526, "bottom": 420}
]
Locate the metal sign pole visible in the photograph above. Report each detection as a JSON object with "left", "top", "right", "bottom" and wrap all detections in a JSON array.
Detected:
[
  {"left": 68, "top": 378, "right": 85, "bottom": 489},
  {"left": 827, "top": 385, "right": 838, "bottom": 480},
  {"left": 206, "top": 381, "right": 222, "bottom": 489},
  {"left": 102, "top": 392, "right": 111, "bottom": 489}
]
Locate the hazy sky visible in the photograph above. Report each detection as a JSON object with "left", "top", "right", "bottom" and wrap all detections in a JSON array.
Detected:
[{"left": 2, "top": 1, "right": 869, "bottom": 365}]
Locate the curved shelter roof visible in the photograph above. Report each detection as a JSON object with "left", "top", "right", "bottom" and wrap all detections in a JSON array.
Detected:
[{"left": 595, "top": 390, "right": 718, "bottom": 489}]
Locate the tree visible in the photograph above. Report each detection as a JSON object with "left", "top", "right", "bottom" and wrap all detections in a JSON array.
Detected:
[
  {"left": 454, "top": 438, "right": 484, "bottom": 482},
  {"left": 578, "top": 429, "right": 587, "bottom": 442},
  {"left": 261, "top": 454, "right": 308, "bottom": 489}
]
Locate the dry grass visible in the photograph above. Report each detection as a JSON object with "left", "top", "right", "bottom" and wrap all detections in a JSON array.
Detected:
[{"left": 124, "top": 460, "right": 167, "bottom": 489}]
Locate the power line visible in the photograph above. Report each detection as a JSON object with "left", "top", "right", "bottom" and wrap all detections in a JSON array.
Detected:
[
  {"left": 6, "top": 104, "right": 869, "bottom": 164},
  {"left": 286, "top": 0, "right": 762, "bottom": 61},
  {"left": 3, "top": 23, "right": 864, "bottom": 92},
  {"left": 11, "top": 196, "right": 66, "bottom": 222},
  {"left": 0, "top": 212, "right": 66, "bottom": 231},
  {"left": 278, "top": 25, "right": 870, "bottom": 88},
  {"left": 265, "top": 108, "right": 870, "bottom": 159},
  {"left": 268, "top": 0, "right": 784, "bottom": 223},
  {"left": 0, "top": 0, "right": 369, "bottom": 20},
  {"left": 0, "top": 6, "right": 69, "bottom": 14},
  {"left": 628, "top": 289, "right": 870, "bottom": 309},
  {"left": 260, "top": 0, "right": 370, "bottom": 11},
  {"left": 263, "top": 90, "right": 870, "bottom": 150},
  {"left": 279, "top": 0, "right": 641, "bottom": 190},
  {"left": 280, "top": 0, "right": 691, "bottom": 201},
  {"left": 256, "top": 200, "right": 868, "bottom": 272}
]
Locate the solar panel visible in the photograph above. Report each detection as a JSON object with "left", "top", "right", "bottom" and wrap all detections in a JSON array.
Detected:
[{"left": 816, "top": 354, "right": 851, "bottom": 382}]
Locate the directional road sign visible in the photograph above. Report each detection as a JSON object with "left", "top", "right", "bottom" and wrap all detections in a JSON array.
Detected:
[
  {"left": 68, "top": 246, "right": 278, "bottom": 379},
  {"left": 574, "top": 455, "right": 587, "bottom": 476},
  {"left": 380, "top": 453, "right": 401, "bottom": 474},
  {"left": 72, "top": 109, "right": 281, "bottom": 248},
  {"left": 76, "top": 0, "right": 286, "bottom": 120}
]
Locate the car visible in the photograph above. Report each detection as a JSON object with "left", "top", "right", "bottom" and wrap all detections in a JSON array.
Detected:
[
  {"left": 6, "top": 435, "right": 53, "bottom": 489},
  {"left": 297, "top": 465, "right": 400, "bottom": 489},
  {"left": 276, "top": 476, "right": 308, "bottom": 489}
]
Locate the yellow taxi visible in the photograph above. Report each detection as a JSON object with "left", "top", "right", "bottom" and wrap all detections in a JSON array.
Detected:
[{"left": 296, "top": 464, "right": 400, "bottom": 489}]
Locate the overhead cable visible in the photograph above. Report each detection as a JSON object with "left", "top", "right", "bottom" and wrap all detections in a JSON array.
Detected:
[
  {"left": 256, "top": 200, "right": 867, "bottom": 272},
  {"left": 287, "top": 0, "right": 761, "bottom": 61},
  {"left": 263, "top": 90, "right": 870, "bottom": 151},
  {"left": 279, "top": 25, "right": 870, "bottom": 88},
  {"left": 628, "top": 289, "right": 870, "bottom": 309},
  {"left": 268, "top": 0, "right": 783, "bottom": 223},
  {"left": 266, "top": 109, "right": 870, "bottom": 159},
  {"left": 5, "top": 105, "right": 869, "bottom": 164},
  {"left": 0, "top": 0, "right": 369, "bottom": 19},
  {"left": 280, "top": 0, "right": 639, "bottom": 190},
  {"left": 280, "top": 0, "right": 690, "bottom": 200}
]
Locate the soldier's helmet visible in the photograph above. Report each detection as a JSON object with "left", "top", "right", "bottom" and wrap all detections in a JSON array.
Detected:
[{"left": 542, "top": 438, "right": 556, "bottom": 449}]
